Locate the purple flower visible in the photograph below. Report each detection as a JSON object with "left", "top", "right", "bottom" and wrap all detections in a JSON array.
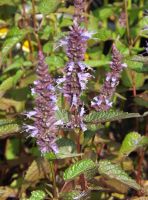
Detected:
[
  {"left": 25, "top": 51, "right": 59, "bottom": 154},
  {"left": 91, "top": 44, "right": 126, "bottom": 111},
  {"left": 58, "top": 0, "right": 91, "bottom": 131}
]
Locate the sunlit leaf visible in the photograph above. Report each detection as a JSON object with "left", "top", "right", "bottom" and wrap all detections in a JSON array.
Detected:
[
  {"left": 0, "top": 70, "right": 24, "bottom": 97},
  {"left": 84, "top": 110, "right": 141, "bottom": 124},
  {"left": 63, "top": 159, "right": 96, "bottom": 181},
  {"left": 119, "top": 132, "right": 148, "bottom": 156},
  {"left": 98, "top": 160, "right": 141, "bottom": 190},
  {"left": 55, "top": 109, "right": 69, "bottom": 124},
  {"left": 38, "top": 0, "right": 60, "bottom": 15},
  {"left": 0, "top": 122, "right": 20, "bottom": 138},
  {"left": 1, "top": 27, "right": 29, "bottom": 59},
  {"left": 29, "top": 190, "right": 46, "bottom": 200}
]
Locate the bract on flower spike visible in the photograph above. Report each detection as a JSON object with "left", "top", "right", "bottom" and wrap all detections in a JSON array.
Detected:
[
  {"left": 25, "top": 51, "right": 59, "bottom": 154},
  {"left": 91, "top": 44, "right": 127, "bottom": 111}
]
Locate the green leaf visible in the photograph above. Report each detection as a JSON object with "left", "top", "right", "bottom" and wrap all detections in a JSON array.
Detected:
[
  {"left": 131, "top": 55, "right": 148, "bottom": 64},
  {"left": 0, "top": 0, "right": 19, "bottom": 5},
  {"left": 98, "top": 160, "right": 141, "bottom": 190},
  {"left": 0, "top": 97, "right": 25, "bottom": 112},
  {"left": 1, "top": 27, "right": 28, "bottom": 60},
  {"left": 55, "top": 109, "right": 69, "bottom": 124},
  {"left": 119, "top": 132, "right": 148, "bottom": 156},
  {"left": 125, "top": 59, "right": 143, "bottom": 72},
  {"left": 60, "top": 190, "right": 89, "bottom": 200},
  {"left": 60, "top": 190, "right": 81, "bottom": 200},
  {"left": 29, "top": 190, "right": 46, "bottom": 200},
  {"left": 57, "top": 138, "right": 76, "bottom": 153},
  {"left": 38, "top": 0, "right": 60, "bottom": 15},
  {"left": 99, "top": 6, "right": 114, "bottom": 20},
  {"left": 5, "top": 138, "right": 20, "bottom": 160},
  {"left": 0, "top": 118, "right": 20, "bottom": 139},
  {"left": 95, "top": 29, "right": 113, "bottom": 41},
  {"left": 46, "top": 55, "right": 64, "bottom": 70},
  {"left": 84, "top": 110, "right": 141, "bottom": 124},
  {"left": 84, "top": 60, "right": 110, "bottom": 67},
  {"left": 121, "top": 69, "right": 145, "bottom": 88},
  {"left": 0, "top": 123, "right": 20, "bottom": 138},
  {"left": 63, "top": 159, "right": 96, "bottom": 181},
  {"left": 4, "top": 58, "right": 24, "bottom": 72}
]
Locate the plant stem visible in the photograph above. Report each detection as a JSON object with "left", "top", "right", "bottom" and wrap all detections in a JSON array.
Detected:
[
  {"left": 76, "top": 130, "right": 86, "bottom": 190},
  {"left": 50, "top": 161, "right": 58, "bottom": 198},
  {"left": 136, "top": 149, "right": 144, "bottom": 185},
  {"left": 22, "top": 0, "right": 34, "bottom": 62},
  {"left": 31, "top": 0, "right": 42, "bottom": 51},
  {"left": 124, "top": 0, "right": 131, "bottom": 45},
  {"left": 124, "top": 0, "right": 137, "bottom": 96}
]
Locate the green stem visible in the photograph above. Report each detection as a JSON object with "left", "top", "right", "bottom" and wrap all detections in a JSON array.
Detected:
[
  {"left": 139, "top": 0, "right": 144, "bottom": 19},
  {"left": 124, "top": 0, "right": 131, "bottom": 46},
  {"left": 76, "top": 129, "right": 86, "bottom": 190}
]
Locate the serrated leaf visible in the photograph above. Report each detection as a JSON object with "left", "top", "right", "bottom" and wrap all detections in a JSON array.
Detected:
[
  {"left": 55, "top": 109, "right": 69, "bottom": 124},
  {"left": 57, "top": 138, "right": 76, "bottom": 153},
  {"left": 44, "top": 151, "right": 82, "bottom": 160},
  {"left": 84, "top": 110, "right": 141, "bottom": 124},
  {"left": 29, "top": 190, "right": 46, "bottom": 200},
  {"left": 38, "top": 0, "right": 60, "bottom": 15},
  {"left": 63, "top": 159, "right": 96, "bottom": 181},
  {"left": 0, "top": 118, "right": 16, "bottom": 125},
  {"left": 98, "top": 160, "right": 141, "bottom": 190},
  {"left": 95, "top": 29, "right": 113, "bottom": 41},
  {"left": 0, "top": 70, "right": 24, "bottom": 97},
  {"left": 122, "top": 69, "right": 145, "bottom": 88},
  {"left": 46, "top": 56, "right": 64, "bottom": 70},
  {"left": 132, "top": 55, "right": 148, "bottom": 64},
  {"left": 1, "top": 27, "right": 28, "bottom": 59},
  {"left": 60, "top": 190, "right": 81, "bottom": 200},
  {"left": 125, "top": 59, "right": 143, "bottom": 72},
  {"left": 0, "top": 123, "right": 20, "bottom": 138},
  {"left": 119, "top": 132, "right": 148, "bottom": 156},
  {"left": 44, "top": 138, "right": 82, "bottom": 160}
]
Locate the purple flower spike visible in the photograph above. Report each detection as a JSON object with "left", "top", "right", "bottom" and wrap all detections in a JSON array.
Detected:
[
  {"left": 92, "top": 44, "right": 126, "bottom": 111},
  {"left": 25, "top": 51, "right": 59, "bottom": 154},
  {"left": 58, "top": 0, "right": 92, "bottom": 130}
]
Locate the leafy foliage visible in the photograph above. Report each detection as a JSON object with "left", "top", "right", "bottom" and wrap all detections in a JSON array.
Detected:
[
  {"left": 0, "top": 0, "right": 147, "bottom": 199},
  {"left": 98, "top": 160, "right": 141, "bottom": 190}
]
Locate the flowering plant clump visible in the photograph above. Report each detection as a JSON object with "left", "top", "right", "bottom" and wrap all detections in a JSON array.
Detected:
[{"left": 0, "top": 0, "right": 147, "bottom": 199}]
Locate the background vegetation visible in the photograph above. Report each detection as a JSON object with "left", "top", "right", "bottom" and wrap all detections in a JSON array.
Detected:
[{"left": 0, "top": 0, "right": 148, "bottom": 199}]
